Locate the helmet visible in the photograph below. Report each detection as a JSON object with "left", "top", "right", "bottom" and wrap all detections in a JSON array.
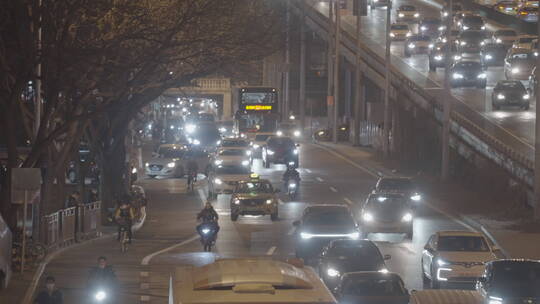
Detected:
[{"left": 205, "top": 201, "right": 212, "bottom": 208}]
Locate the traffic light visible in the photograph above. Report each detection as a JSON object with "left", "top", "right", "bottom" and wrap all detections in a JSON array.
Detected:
[{"left": 353, "top": 0, "right": 368, "bottom": 16}]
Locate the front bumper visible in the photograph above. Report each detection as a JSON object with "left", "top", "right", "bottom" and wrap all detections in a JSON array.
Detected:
[
  {"left": 361, "top": 220, "right": 412, "bottom": 234},
  {"left": 492, "top": 96, "right": 529, "bottom": 106},
  {"left": 451, "top": 78, "right": 486, "bottom": 87},
  {"left": 435, "top": 264, "right": 484, "bottom": 284},
  {"left": 231, "top": 202, "right": 277, "bottom": 215},
  {"left": 506, "top": 70, "right": 532, "bottom": 81},
  {"left": 145, "top": 166, "right": 177, "bottom": 177},
  {"left": 266, "top": 154, "right": 298, "bottom": 165},
  {"left": 390, "top": 33, "right": 409, "bottom": 41}
]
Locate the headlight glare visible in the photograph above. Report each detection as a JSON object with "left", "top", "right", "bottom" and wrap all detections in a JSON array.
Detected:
[
  {"left": 363, "top": 212, "right": 374, "bottom": 222},
  {"left": 167, "top": 162, "right": 176, "bottom": 168},
  {"left": 402, "top": 213, "right": 413, "bottom": 222},
  {"left": 214, "top": 178, "right": 223, "bottom": 185},
  {"left": 497, "top": 94, "right": 505, "bottom": 100},
  {"left": 327, "top": 268, "right": 340, "bottom": 277}
]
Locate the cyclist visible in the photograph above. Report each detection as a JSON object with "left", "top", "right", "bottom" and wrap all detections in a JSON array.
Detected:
[
  {"left": 114, "top": 198, "right": 135, "bottom": 243},
  {"left": 186, "top": 155, "right": 199, "bottom": 189}
]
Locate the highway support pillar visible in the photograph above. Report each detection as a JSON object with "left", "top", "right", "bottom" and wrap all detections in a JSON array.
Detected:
[
  {"left": 353, "top": 4, "right": 365, "bottom": 147},
  {"left": 284, "top": 0, "right": 291, "bottom": 121},
  {"left": 534, "top": 15, "right": 540, "bottom": 219},
  {"left": 299, "top": 1, "right": 307, "bottom": 133},
  {"left": 441, "top": 0, "right": 453, "bottom": 181},
  {"left": 327, "top": 1, "right": 334, "bottom": 130},
  {"left": 382, "top": 1, "right": 392, "bottom": 156},
  {"left": 332, "top": 2, "right": 341, "bottom": 144}
]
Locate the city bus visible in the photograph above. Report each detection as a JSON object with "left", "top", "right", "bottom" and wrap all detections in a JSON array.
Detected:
[{"left": 233, "top": 87, "right": 279, "bottom": 140}]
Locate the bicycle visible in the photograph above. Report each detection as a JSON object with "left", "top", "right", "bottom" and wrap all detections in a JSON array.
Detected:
[
  {"left": 187, "top": 171, "right": 197, "bottom": 192},
  {"left": 119, "top": 226, "right": 129, "bottom": 253},
  {"left": 12, "top": 238, "right": 47, "bottom": 270}
]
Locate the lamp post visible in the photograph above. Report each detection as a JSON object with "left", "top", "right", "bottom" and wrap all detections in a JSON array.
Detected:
[
  {"left": 382, "top": 0, "right": 392, "bottom": 156},
  {"left": 332, "top": 1, "right": 341, "bottom": 143},
  {"left": 441, "top": 0, "right": 453, "bottom": 181}
]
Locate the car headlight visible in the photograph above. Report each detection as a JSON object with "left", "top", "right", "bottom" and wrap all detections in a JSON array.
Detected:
[
  {"left": 454, "top": 55, "right": 462, "bottom": 61},
  {"left": 253, "top": 144, "right": 260, "bottom": 149},
  {"left": 276, "top": 130, "right": 283, "bottom": 136},
  {"left": 145, "top": 162, "right": 149, "bottom": 167},
  {"left": 167, "top": 162, "right": 176, "bottom": 168},
  {"left": 444, "top": 11, "right": 448, "bottom": 17},
  {"left": 245, "top": 150, "right": 252, "bottom": 156},
  {"left": 216, "top": 140, "right": 221, "bottom": 145},
  {"left": 437, "top": 259, "right": 449, "bottom": 266},
  {"left": 185, "top": 124, "right": 196, "bottom": 133},
  {"left": 438, "top": 26, "right": 445, "bottom": 31},
  {"left": 266, "top": 199, "right": 273, "bottom": 205},
  {"left": 402, "top": 213, "right": 413, "bottom": 222},
  {"left": 293, "top": 130, "right": 301, "bottom": 137},
  {"left": 411, "top": 194, "right": 421, "bottom": 201},
  {"left": 477, "top": 73, "right": 487, "bottom": 79},
  {"left": 485, "top": 54, "right": 493, "bottom": 60},
  {"left": 523, "top": 94, "right": 530, "bottom": 100},
  {"left": 408, "top": 43, "right": 415, "bottom": 49},
  {"left": 348, "top": 232, "right": 360, "bottom": 240},
  {"left": 170, "top": 125, "right": 174, "bottom": 129},
  {"left": 242, "top": 160, "right": 250, "bottom": 166},
  {"left": 363, "top": 212, "right": 374, "bottom": 222},
  {"left": 434, "top": 55, "right": 443, "bottom": 61},
  {"left": 214, "top": 178, "right": 223, "bottom": 185},
  {"left": 406, "top": 32, "right": 412, "bottom": 37},
  {"left": 234, "top": 198, "right": 240, "bottom": 205},
  {"left": 288, "top": 182, "right": 297, "bottom": 188},
  {"left": 193, "top": 139, "right": 200, "bottom": 145},
  {"left": 300, "top": 232, "right": 313, "bottom": 239},
  {"left": 481, "top": 26, "right": 486, "bottom": 30},
  {"left": 429, "top": 43, "right": 434, "bottom": 49},
  {"left": 318, "top": 130, "right": 325, "bottom": 136},
  {"left": 201, "top": 228, "right": 210, "bottom": 234},
  {"left": 378, "top": 268, "right": 389, "bottom": 273},
  {"left": 460, "top": 41, "right": 466, "bottom": 46},
  {"left": 480, "top": 41, "right": 485, "bottom": 46},
  {"left": 95, "top": 290, "right": 107, "bottom": 301},
  {"left": 420, "top": 26, "right": 427, "bottom": 31},
  {"left": 512, "top": 67, "right": 520, "bottom": 74},
  {"left": 497, "top": 94, "right": 505, "bottom": 100},
  {"left": 453, "top": 73, "right": 464, "bottom": 79},
  {"left": 398, "top": 13, "right": 404, "bottom": 18},
  {"left": 390, "top": 32, "right": 395, "bottom": 37},
  {"left": 414, "top": 13, "right": 420, "bottom": 18},
  {"left": 219, "top": 127, "right": 227, "bottom": 133},
  {"left": 131, "top": 167, "right": 137, "bottom": 174},
  {"left": 327, "top": 268, "right": 340, "bottom": 277},
  {"left": 266, "top": 150, "right": 274, "bottom": 155},
  {"left": 293, "top": 149, "right": 298, "bottom": 154},
  {"left": 496, "top": 38, "right": 502, "bottom": 43},
  {"left": 214, "top": 159, "right": 223, "bottom": 165},
  {"left": 463, "top": 25, "right": 469, "bottom": 30},
  {"left": 489, "top": 296, "right": 503, "bottom": 304}
]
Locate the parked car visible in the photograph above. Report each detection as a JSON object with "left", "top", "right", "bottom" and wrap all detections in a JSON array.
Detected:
[
  {"left": 404, "top": 35, "right": 432, "bottom": 57},
  {"left": 492, "top": 80, "right": 530, "bottom": 110},
  {"left": 504, "top": 48, "right": 536, "bottom": 80},
  {"left": 421, "top": 230, "right": 498, "bottom": 289},
  {"left": 334, "top": 272, "right": 409, "bottom": 304},
  {"left": 450, "top": 60, "right": 487, "bottom": 88}
]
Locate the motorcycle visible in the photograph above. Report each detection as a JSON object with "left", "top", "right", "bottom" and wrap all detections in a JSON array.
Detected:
[
  {"left": 287, "top": 179, "right": 298, "bottom": 199},
  {"left": 88, "top": 287, "right": 114, "bottom": 303},
  {"left": 198, "top": 222, "right": 217, "bottom": 252}
]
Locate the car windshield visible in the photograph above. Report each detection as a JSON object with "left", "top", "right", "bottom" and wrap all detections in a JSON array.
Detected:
[
  {"left": 255, "top": 134, "right": 271, "bottom": 141},
  {"left": 456, "top": 62, "right": 481, "bottom": 69},
  {"left": 159, "top": 148, "right": 185, "bottom": 158},
  {"left": 378, "top": 179, "right": 413, "bottom": 190},
  {"left": 215, "top": 165, "right": 250, "bottom": 175},
  {"left": 400, "top": 5, "right": 416, "bottom": 11},
  {"left": 438, "top": 236, "right": 489, "bottom": 252},
  {"left": 496, "top": 81, "right": 525, "bottom": 90},
  {"left": 491, "top": 263, "right": 540, "bottom": 297},
  {"left": 411, "top": 36, "right": 431, "bottom": 41},
  {"left": 391, "top": 24, "right": 409, "bottom": 30},
  {"left": 368, "top": 195, "right": 408, "bottom": 206},
  {"left": 328, "top": 242, "right": 379, "bottom": 260},
  {"left": 511, "top": 52, "right": 533, "bottom": 60},
  {"left": 463, "top": 16, "right": 483, "bottom": 25},
  {"left": 219, "top": 149, "right": 245, "bottom": 156},
  {"left": 222, "top": 140, "right": 249, "bottom": 147},
  {"left": 304, "top": 209, "right": 355, "bottom": 227},
  {"left": 236, "top": 181, "right": 273, "bottom": 193},
  {"left": 522, "top": 7, "right": 538, "bottom": 12},
  {"left": 342, "top": 277, "right": 406, "bottom": 297},
  {"left": 497, "top": 30, "right": 517, "bottom": 36},
  {"left": 519, "top": 37, "right": 535, "bottom": 43},
  {"left": 268, "top": 137, "right": 294, "bottom": 146},
  {"left": 484, "top": 44, "right": 507, "bottom": 51},
  {"left": 460, "top": 31, "right": 484, "bottom": 40},
  {"left": 422, "top": 19, "right": 440, "bottom": 25}
]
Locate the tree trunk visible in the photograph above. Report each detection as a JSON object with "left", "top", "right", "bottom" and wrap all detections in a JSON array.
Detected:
[{"left": 99, "top": 132, "right": 128, "bottom": 223}]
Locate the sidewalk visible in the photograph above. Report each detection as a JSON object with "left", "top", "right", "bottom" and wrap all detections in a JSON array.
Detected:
[
  {"left": 314, "top": 141, "right": 540, "bottom": 260},
  {"left": 0, "top": 207, "right": 146, "bottom": 304}
]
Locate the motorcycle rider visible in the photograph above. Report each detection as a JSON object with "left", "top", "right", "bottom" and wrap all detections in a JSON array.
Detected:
[
  {"left": 282, "top": 162, "right": 301, "bottom": 188},
  {"left": 87, "top": 256, "right": 118, "bottom": 302},
  {"left": 114, "top": 197, "right": 135, "bottom": 243},
  {"left": 196, "top": 202, "right": 220, "bottom": 239}
]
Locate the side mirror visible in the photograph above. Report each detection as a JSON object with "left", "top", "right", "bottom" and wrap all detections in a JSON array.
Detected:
[
  {"left": 384, "top": 254, "right": 392, "bottom": 260},
  {"left": 423, "top": 244, "right": 431, "bottom": 251},
  {"left": 292, "top": 220, "right": 300, "bottom": 227}
]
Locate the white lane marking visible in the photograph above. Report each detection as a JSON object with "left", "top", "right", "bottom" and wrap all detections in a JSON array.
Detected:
[
  {"left": 198, "top": 188, "right": 207, "bottom": 205},
  {"left": 278, "top": 199, "right": 284, "bottom": 205},
  {"left": 305, "top": 168, "right": 312, "bottom": 173},
  {"left": 266, "top": 246, "right": 277, "bottom": 255},
  {"left": 141, "top": 235, "right": 199, "bottom": 266},
  {"left": 287, "top": 227, "right": 296, "bottom": 235},
  {"left": 329, "top": 186, "right": 338, "bottom": 193},
  {"left": 316, "top": 177, "right": 324, "bottom": 182},
  {"left": 343, "top": 198, "right": 354, "bottom": 205}
]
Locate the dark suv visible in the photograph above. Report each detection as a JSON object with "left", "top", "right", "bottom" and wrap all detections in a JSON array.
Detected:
[
  {"left": 261, "top": 136, "right": 299, "bottom": 168},
  {"left": 450, "top": 60, "right": 487, "bottom": 88},
  {"left": 477, "top": 260, "right": 540, "bottom": 304}
]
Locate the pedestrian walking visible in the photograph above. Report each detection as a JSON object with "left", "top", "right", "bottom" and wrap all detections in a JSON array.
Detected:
[{"left": 34, "top": 276, "right": 63, "bottom": 304}]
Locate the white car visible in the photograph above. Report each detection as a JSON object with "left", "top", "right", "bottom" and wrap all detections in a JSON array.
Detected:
[
  {"left": 208, "top": 164, "right": 251, "bottom": 198},
  {"left": 389, "top": 23, "right": 412, "bottom": 41},
  {"left": 145, "top": 144, "right": 187, "bottom": 178},
  {"left": 213, "top": 148, "right": 251, "bottom": 167},
  {"left": 396, "top": 5, "right": 420, "bottom": 22},
  {"left": 277, "top": 122, "right": 302, "bottom": 138},
  {"left": 250, "top": 132, "right": 275, "bottom": 158},
  {"left": 218, "top": 138, "right": 252, "bottom": 162},
  {"left": 512, "top": 34, "right": 537, "bottom": 49},
  {"left": 421, "top": 231, "right": 498, "bottom": 289}
]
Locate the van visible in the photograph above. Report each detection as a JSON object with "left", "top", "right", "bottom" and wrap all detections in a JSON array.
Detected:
[{"left": 0, "top": 213, "right": 12, "bottom": 289}]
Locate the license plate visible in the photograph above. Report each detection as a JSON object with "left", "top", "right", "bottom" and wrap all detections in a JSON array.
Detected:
[{"left": 151, "top": 166, "right": 160, "bottom": 171}]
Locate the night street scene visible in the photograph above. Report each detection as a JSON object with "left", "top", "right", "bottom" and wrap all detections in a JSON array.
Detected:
[{"left": 3, "top": 0, "right": 540, "bottom": 303}]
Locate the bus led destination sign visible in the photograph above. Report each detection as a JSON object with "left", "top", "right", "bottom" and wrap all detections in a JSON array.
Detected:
[{"left": 245, "top": 105, "right": 272, "bottom": 110}]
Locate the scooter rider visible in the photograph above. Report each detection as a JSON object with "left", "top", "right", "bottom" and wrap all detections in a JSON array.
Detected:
[
  {"left": 282, "top": 162, "right": 300, "bottom": 186},
  {"left": 87, "top": 256, "right": 118, "bottom": 302},
  {"left": 196, "top": 202, "right": 220, "bottom": 239}
]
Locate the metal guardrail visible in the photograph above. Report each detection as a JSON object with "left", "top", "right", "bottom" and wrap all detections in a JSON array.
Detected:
[
  {"left": 79, "top": 202, "right": 101, "bottom": 240},
  {"left": 295, "top": 2, "right": 535, "bottom": 189}
]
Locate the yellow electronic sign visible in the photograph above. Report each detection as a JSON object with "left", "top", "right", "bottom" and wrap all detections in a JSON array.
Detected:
[{"left": 245, "top": 105, "right": 272, "bottom": 111}]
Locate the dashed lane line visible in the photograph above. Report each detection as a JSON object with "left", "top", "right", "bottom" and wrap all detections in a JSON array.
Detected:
[
  {"left": 305, "top": 168, "right": 312, "bottom": 173},
  {"left": 343, "top": 198, "right": 354, "bottom": 205},
  {"left": 316, "top": 177, "right": 324, "bottom": 182},
  {"left": 266, "top": 246, "right": 277, "bottom": 255},
  {"left": 329, "top": 186, "right": 338, "bottom": 193}
]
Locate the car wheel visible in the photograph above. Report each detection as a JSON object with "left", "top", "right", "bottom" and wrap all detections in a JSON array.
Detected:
[
  {"left": 231, "top": 212, "right": 239, "bottom": 222},
  {"left": 421, "top": 260, "right": 430, "bottom": 285},
  {"left": 148, "top": 175, "right": 156, "bottom": 178},
  {"left": 270, "top": 211, "right": 278, "bottom": 221}
]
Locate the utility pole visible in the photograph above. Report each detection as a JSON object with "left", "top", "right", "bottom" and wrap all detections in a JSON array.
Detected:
[
  {"left": 441, "top": 0, "right": 453, "bottom": 181},
  {"left": 535, "top": 6, "right": 540, "bottom": 219},
  {"left": 299, "top": 1, "right": 307, "bottom": 132},
  {"left": 327, "top": 1, "right": 334, "bottom": 129},
  {"left": 284, "top": 0, "right": 291, "bottom": 121},
  {"left": 34, "top": 0, "right": 43, "bottom": 138},
  {"left": 332, "top": 1, "right": 341, "bottom": 143},
  {"left": 353, "top": 0, "right": 367, "bottom": 146},
  {"left": 382, "top": 1, "right": 392, "bottom": 156}
]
